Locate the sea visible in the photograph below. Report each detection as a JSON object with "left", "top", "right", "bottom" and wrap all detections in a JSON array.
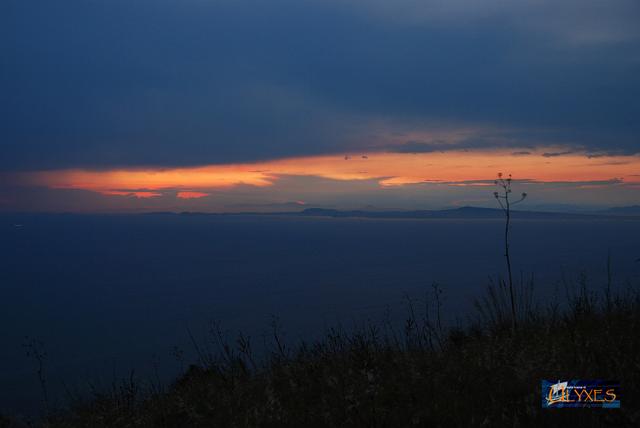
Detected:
[{"left": 1, "top": 213, "right": 639, "bottom": 415}]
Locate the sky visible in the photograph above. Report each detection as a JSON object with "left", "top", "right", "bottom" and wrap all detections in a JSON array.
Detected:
[{"left": 2, "top": 0, "right": 639, "bottom": 212}]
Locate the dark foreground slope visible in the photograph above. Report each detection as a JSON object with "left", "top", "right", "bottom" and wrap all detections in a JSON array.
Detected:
[{"left": 4, "top": 282, "right": 640, "bottom": 428}]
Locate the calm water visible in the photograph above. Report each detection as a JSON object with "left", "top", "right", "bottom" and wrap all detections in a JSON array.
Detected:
[{"left": 1, "top": 213, "right": 639, "bottom": 414}]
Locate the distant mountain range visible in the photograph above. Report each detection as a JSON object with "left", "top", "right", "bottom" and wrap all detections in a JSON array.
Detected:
[
  {"left": 176, "top": 205, "right": 640, "bottom": 219},
  {"left": 294, "top": 206, "right": 622, "bottom": 219}
]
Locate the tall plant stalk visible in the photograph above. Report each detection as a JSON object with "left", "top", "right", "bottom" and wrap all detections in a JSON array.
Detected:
[{"left": 493, "top": 173, "right": 527, "bottom": 330}]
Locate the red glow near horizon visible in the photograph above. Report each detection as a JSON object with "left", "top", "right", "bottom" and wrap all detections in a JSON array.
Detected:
[
  {"left": 101, "top": 190, "right": 162, "bottom": 198},
  {"left": 177, "top": 191, "right": 210, "bottom": 199}
]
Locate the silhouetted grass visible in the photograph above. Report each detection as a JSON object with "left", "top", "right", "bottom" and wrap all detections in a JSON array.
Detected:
[{"left": 3, "top": 275, "right": 640, "bottom": 427}]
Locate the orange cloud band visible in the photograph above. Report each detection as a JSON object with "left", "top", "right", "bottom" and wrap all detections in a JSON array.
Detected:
[{"left": 17, "top": 148, "right": 640, "bottom": 197}]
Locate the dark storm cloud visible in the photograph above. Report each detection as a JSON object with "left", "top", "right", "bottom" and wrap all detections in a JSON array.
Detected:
[{"left": 1, "top": 0, "right": 639, "bottom": 171}]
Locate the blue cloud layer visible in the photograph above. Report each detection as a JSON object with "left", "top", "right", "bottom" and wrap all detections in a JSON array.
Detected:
[{"left": 2, "top": 0, "right": 639, "bottom": 170}]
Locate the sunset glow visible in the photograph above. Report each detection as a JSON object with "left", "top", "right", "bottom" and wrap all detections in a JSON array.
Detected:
[
  {"left": 18, "top": 148, "right": 640, "bottom": 199},
  {"left": 177, "top": 191, "right": 211, "bottom": 199}
]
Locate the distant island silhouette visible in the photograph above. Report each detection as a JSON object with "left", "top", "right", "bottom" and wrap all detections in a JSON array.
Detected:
[{"left": 169, "top": 205, "right": 640, "bottom": 220}]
